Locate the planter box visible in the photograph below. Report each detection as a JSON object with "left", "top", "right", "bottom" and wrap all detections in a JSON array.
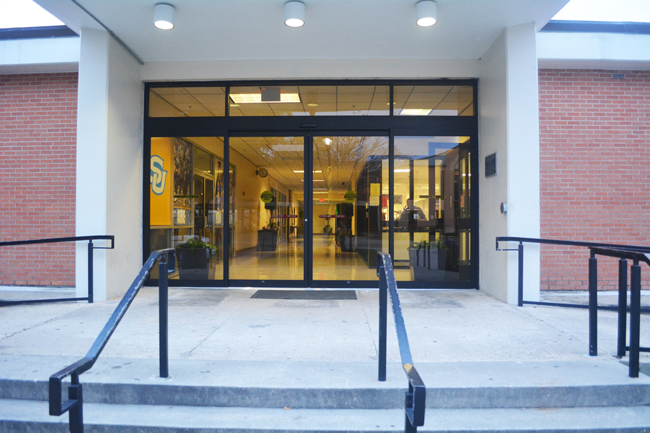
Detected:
[
  {"left": 176, "top": 247, "right": 210, "bottom": 280},
  {"left": 409, "top": 247, "right": 447, "bottom": 282},
  {"left": 257, "top": 230, "right": 278, "bottom": 251}
]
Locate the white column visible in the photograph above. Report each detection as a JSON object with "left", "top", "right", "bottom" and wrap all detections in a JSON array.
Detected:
[
  {"left": 479, "top": 23, "right": 540, "bottom": 304},
  {"left": 75, "top": 28, "right": 143, "bottom": 301}
]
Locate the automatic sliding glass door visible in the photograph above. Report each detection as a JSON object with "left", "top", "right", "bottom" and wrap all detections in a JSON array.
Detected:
[{"left": 311, "top": 136, "right": 389, "bottom": 284}]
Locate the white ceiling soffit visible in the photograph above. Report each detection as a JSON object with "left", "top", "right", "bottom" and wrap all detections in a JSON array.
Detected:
[{"left": 33, "top": 0, "right": 569, "bottom": 63}]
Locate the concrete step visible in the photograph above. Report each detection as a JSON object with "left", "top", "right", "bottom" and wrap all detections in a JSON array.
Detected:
[
  {"left": 1, "top": 356, "right": 650, "bottom": 410},
  {"left": 2, "top": 356, "right": 650, "bottom": 432},
  {"left": 2, "top": 399, "right": 650, "bottom": 433}
]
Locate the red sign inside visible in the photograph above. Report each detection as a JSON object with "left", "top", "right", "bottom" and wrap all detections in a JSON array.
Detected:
[
  {"left": 271, "top": 215, "right": 298, "bottom": 219},
  {"left": 319, "top": 215, "right": 346, "bottom": 219}
]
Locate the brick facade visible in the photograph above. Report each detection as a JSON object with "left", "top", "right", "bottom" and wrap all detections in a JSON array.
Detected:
[
  {"left": 0, "top": 73, "right": 78, "bottom": 286},
  {"left": 539, "top": 69, "right": 650, "bottom": 290}
]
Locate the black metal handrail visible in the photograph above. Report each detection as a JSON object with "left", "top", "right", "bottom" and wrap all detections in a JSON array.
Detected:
[
  {"left": 377, "top": 251, "right": 426, "bottom": 433},
  {"left": 496, "top": 236, "right": 649, "bottom": 378},
  {"left": 589, "top": 247, "right": 650, "bottom": 377},
  {"left": 0, "top": 235, "right": 115, "bottom": 306},
  {"left": 495, "top": 236, "right": 650, "bottom": 309},
  {"left": 49, "top": 248, "right": 174, "bottom": 433}
]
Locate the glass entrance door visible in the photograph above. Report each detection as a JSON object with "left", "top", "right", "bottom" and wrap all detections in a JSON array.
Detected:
[
  {"left": 228, "top": 136, "right": 305, "bottom": 283},
  {"left": 311, "top": 136, "right": 389, "bottom": 284}
]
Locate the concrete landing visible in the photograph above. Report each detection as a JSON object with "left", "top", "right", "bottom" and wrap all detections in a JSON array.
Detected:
[{"left": 1, "top": 288, "right": 648, "bottom": 364}]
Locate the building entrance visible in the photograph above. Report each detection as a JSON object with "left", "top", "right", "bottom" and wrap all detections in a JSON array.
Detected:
[{"left": 145, "top": 80, "right": 478, "bottom": 288}]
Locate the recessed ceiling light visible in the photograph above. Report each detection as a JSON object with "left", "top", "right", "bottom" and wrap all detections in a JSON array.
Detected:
[
  {"left": 285, "top": 1, "right": 305, "bottom": 27},
  {"left": 230, "top": 93, "right": 300, "bottom": 104},
  {"left": 154, "top": 3, "right": 175, "bottom": 30},
  {"left": 416, "top": 0, "right": 437, "bottom": 27},
  {"left": 394, "top": 169, "right": 411, "bottom": 173},
  {"left": 307, "top": 103, "right": 318, "bottom": 107}
]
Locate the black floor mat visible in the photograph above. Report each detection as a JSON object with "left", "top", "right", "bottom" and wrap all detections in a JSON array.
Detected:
[{"left": 251, "top": 290, "right": 357, "bottom": 300}]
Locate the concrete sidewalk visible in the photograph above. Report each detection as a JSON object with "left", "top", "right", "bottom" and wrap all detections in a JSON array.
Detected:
[
  {"left": 2, "top": 287, "right": 650, "bottom": 432},
  {"left": 1, "top": 287, "right": 648, "bottom": 365}
]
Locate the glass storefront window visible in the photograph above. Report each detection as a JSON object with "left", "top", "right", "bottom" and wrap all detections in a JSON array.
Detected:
[
  {"left": 149, "top": 137, "right": 227, "bottom": 281},
  {"left": 145, "top": 81, "right": 477, "bottom": 287},
  {"left": 229, "top": 85, "right": 389, "bottom": 116},
  {"left": 148, "top": 84, "right": 476, "bottom": 118},
  {"left": 392, "top": 136, "right": 472, "bottom": 283},
  {"left": 148, "top": 87, "right": 226, "bottom": 117},
  {"left": 394, "top": 85, "right": 474, "bottom": 116}
]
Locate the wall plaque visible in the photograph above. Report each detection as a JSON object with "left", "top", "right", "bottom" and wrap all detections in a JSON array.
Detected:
[{"left": 485, "top": 153, "right": 497, "bottom": 177}]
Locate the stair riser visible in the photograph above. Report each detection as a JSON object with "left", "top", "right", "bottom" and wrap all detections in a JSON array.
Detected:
[
  {"left": 2, "top": 380, "right": 650, "bottom": 409},
  {"left": 2, "top": 421, "right": 650, "bottom": 433}
]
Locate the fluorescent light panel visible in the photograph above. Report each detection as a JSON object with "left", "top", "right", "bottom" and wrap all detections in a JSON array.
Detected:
[
  {"left": 401, "top": 108, "right": 432, "bottom": 116},
  {"left": 230, "top": 93, "right": 300, "bottom": 104}
]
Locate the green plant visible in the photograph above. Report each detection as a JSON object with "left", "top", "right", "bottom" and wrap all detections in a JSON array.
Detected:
[
  {"left": 260, "top": 190, "right": 274, "bottom": 203},
  {"left": 344, "top": 190, "right": 357, "bottom": 203},
  {"left": 178, "top": 237, "right": 218, "bottom": 254},
  {"left": 408, "top": 241, "right": 422, "bottom": 250}
]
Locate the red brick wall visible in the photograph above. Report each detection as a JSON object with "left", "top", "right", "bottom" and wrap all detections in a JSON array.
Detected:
[
  {"left": 0, "top": 73, "right": 78, "bottom": 286},
  {"left": 539, "top": 69, "right": 650, "bottom": 290}
]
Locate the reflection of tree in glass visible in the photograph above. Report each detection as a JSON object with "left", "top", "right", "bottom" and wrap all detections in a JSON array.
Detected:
[
  {"left": 174, "top": 138, "right": 193, "bottom": 196},
  {"left": 315, "top": 136, "right": 387, "bottom": 189}
]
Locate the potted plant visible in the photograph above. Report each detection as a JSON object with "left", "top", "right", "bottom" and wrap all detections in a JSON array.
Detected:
[
  {"left": 175, "top": 237, "right": 218, "bottom": 280},
  {"left": 261, "top": 190, "right": 276, "bottom": 210},
  {"left": 344, "top": 190, "right": 357, "bottom": 203}
]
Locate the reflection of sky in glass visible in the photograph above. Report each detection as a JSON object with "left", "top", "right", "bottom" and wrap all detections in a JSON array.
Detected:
[
  {"left": 0, "top": 0, "right": 63, "bottom": 29},
  {"left": 553, "top": 0, "right": 650, "bottom": 23}
]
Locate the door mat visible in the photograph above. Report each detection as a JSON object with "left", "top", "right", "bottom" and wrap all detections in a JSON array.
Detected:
[{"left": 251, "top": 290, "right": 357, "bottom": 300}]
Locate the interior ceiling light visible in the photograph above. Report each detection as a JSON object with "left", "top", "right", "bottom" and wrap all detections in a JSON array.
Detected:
[
  {"left": 285, "top": 1, "right": 305, "bottom": 27},
  {"left": 154, "top": 3, "right": 175, "bottom": 30},
  {"left": 401, "top": 108, "right": 432, "bottom": 116},
  {"left": 230, "top": 93, "right": 300, "bottom": 104},
  {"left": 416, "top": 0, "right": 437, "bottom": 27}
]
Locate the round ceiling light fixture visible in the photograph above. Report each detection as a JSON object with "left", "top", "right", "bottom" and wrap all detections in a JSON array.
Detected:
[
  {"left": 285, "top": 1, "right": 305, "bottom": 27},
  {"left": 416, "top": 0, "right": 437, "bottom": 27},
  {"left": 154, "top": 3, "right": 175, "bottom": 30}
]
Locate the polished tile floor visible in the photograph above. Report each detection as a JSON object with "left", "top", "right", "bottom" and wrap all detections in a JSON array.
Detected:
[{"left": 174, "top": 234, "right": 420, "bottom": 283}]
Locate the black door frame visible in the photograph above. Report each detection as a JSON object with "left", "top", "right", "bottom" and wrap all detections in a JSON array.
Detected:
[{"left": 143, "top": 79, "right": 479, "bottom": 289}]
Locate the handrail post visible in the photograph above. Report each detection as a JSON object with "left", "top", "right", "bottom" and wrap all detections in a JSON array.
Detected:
[
  {"left": 378, "top": 255, "right": 387, "bottom": 382},
  {"left": 517, "top": 242, "right": 524, "bottom": 307},
  {"left": 159, "top": 254, "right": 169, "bottom": 378},
  {"left": 87, "top": 240, "right": 94, "bottom": 304},
  {"left": 617, "top": 258, "right": 628, "bottom": 358},
  {"left": 588, "top": 252, "right": 598, "bottom": 356},
  {"left": 69, "top": 373, "right": 83, "bottom": 433},
  {"left": 629, "top": 261, "right": 641, "bottom": 378}
]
